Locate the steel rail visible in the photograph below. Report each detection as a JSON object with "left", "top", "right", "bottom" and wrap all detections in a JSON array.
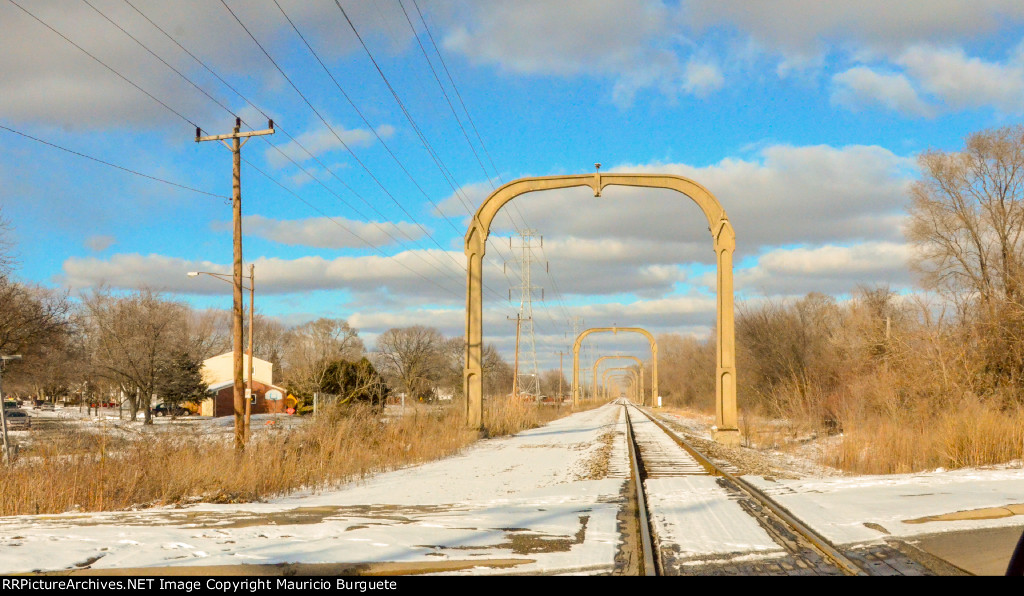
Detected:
[
  {"left": 622, "top": 401, "right": 658, "bottom": 575},
  {"left": 625, "top": 403, "right": 867, "bottom": 576}
]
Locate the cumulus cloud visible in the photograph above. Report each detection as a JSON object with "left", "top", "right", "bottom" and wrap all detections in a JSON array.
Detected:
[
  {"left": 84, "top": 234, "right": 115, "bottom": 252},
  {"left": 897, "top": 44, "right": 1024, "bottom": 113},
  {"left": 831, "top": 66, "right": 935, "bottom": 116},
  {"left": 460, "top": 143, "right": 915, "bottom": 250},
  {"left": 733, "top": 241, "right": 915, "bottom": 296},
  {"left": 228, "top": 214, "right": 425, "bottom": 249},
  {"left": 682, "top": 59, "right": 725, "bottom": 97},
  {"left": 685, "top": 0, "right": 1024, "bottom": 56},
  {"left": 61, "top": 250, "right": 467, "bottom": 303},
  {"left": 436, "top": 0, "right": 720, "bottom": 104},
  {"left": 266, "top": 123, "right": 394, "bottom": 169},
  {"left": 0, "top": 0, "right": 407, "bottom": 129}
]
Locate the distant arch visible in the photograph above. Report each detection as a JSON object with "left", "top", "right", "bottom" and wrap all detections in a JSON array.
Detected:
[
  {"left": 572, "top": 327, "right": 656, "bottom": 407},
  {"left": 602, "top": 367, "right": 640, "bottom": 402},
  {"left": 593, "top": 355, "right": 644, "bottom": 403}
]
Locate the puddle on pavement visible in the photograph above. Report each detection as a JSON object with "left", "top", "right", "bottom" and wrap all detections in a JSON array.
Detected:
[{"left": 904, "top": 503, "right": 1024, "bottom": 524}]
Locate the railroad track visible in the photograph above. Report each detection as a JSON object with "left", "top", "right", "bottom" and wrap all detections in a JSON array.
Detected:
[{"left": 620, "top": 401, "right": 939, "bottom": 576}]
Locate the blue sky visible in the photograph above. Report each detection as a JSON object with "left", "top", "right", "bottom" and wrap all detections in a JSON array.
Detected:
[{"left": 3, "top": 0, "right": 1024, "bottom": 374}]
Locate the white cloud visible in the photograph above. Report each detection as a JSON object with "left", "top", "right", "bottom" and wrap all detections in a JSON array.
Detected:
[
  {"left": 685, "top": 0, "right": 1024, "bottom": 56},
  {"left": 234, "top": 214, "right": 424, "bottom": 249},
  {"left": 84, "top": 234, "right": 115, "bottom": 252},
  {"left": 266, "top": 123, "right": 393, "bottom": 169},
  {"left": 479, "top": 144, "right": 914, "bottom": 249},
  {"left": 682, "top": 59, "right": 725, "bottom": 97},
  {"left": 897, "top": 45, "right": 1024, "bottom": 113},
  {"left": 437, "top": 0, "right": 719, "bottom": 103},
  {"left": 0, "top": 0, "right": 407, "bottom": 129},
  {"left": 61, "top": 250, "right": 466, "bottom": 302},
  {"left": 735, "top": 241, "right": 914, "bottom": 296},
  {"left": 831, "top": 66, "right": 935, "bottom": 117}
]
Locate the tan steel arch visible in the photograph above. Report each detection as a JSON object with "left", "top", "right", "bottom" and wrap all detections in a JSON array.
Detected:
[
  {"left": 593, "top": 355, "right": 644, "bottom": 404},
  {"left": 602, "top": 368, "right": 639, "bottom": 402},
  {"left": 464, "top": 173, "right": 738, "bottom": 445},
  {"left": 573, "top": 327, "right": 656, "bottom": 407}
]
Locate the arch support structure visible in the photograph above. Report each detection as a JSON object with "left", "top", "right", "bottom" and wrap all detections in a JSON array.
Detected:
[
  {"left": 593, "top": 355, "right": 644, "bottom": 404},
  {"left": 572, "top": 328, "right": 657, "bottom": 406},
  {"left": 464, "top": 173, "right": 739, "bottom": 445},
  {"left": 602, "top": 367, "right": 639, "bottom": 402}
]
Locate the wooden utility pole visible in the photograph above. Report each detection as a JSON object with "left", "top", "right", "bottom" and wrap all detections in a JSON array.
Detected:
[
  {"left": 245, "top": 263, "right": 255, "bottom": 442},
  {"left": 196, "top": 118, "right": 274, "bottom": 451}
]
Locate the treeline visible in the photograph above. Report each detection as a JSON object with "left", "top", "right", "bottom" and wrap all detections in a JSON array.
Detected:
[
  {"left": 653, "top": 125, "right": 1024, "bottom": 472},
  {"left": 0, "top": 215, "right": 515, "bottom": 420}
]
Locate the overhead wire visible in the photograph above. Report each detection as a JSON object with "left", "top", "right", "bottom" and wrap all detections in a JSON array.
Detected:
[
  {"left": 0, "top": 123, "right": 227, "bottom": 199},
  {"left": 217, "top": 0, "right": 492, "bottom": 298},
  {"left": 328, "top": 0, "right": 522, "bottom": 300},
  {"left": 99, "top": 0, "right": 469, "bottom": 295},
  {"left": 12, "top": 0, "right": 466, "bottom": 300},
  {"left": 399, "top": 0, "right": 581, "bottom": 348},
  {"left": 118, "top": 0, "right": 466, "bottom": 285}
]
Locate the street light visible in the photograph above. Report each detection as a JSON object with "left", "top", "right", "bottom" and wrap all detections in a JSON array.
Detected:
[
  {"left": 188, "top": 266, "right": 256, "bottom": 443},
  {"left": 1, "top": 354, "right": 23, "bottom": 464}
]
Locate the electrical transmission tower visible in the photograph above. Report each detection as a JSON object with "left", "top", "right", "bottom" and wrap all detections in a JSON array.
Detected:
[{"left": 507, "top": 230, "right": 545, "bottom": 398}]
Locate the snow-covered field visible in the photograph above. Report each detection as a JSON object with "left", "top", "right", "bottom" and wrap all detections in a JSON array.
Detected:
[
  {"left": 0, "top": 405, "right": 629, "bottom": 575},
  {"left": 1, "top": 403, "right": 1022, "bottom": 574}
]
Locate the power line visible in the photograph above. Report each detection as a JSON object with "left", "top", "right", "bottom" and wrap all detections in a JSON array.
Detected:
[
  {"left": 271, "top": 0, "right": 517, "bottom": 298},
  {"left": 332, "top": 0, "right": 523, "bottom": 302},
  {"left": 334, "top": 0, "right": 479, "bottom": 217},
  {"left": 0, "top": 124, "right": 227, "bottom": 199},
  {"left": 271, "top": 0, "right": 462, "bottom": 234},
  {"left": 14, "top": 0, "right": 471, "bottom": 301},
  {"left": 403, "top": 0, "right": 578, "bottom": 337},
  {"left": 218, "top": 0, "right": 474, "bottom": 282},
  {"left": 119, "top": 0, "right": 451, "bottom": 267},
  {"left": 6, "top": 0, "right": 200, "bottom": 131},
  {"left": 409, "top": 0, "right": 531, "bottom": 232},
  {"left": 97, "top": 0, "right": 475, "bottom": 294}
]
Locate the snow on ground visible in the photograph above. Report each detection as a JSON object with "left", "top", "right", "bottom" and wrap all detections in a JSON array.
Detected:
[
  {"left": 1, "top": 404, "right": 1022, "bottom": 574},
  {"left": 745, "top": 467, "right": 1024, "bottom": 545},
  {"left": 647, "top": 476, "right": 781, "bottom": 556},
  {"left": 0, "top": 405, "right": 629, "bottom": 575}
]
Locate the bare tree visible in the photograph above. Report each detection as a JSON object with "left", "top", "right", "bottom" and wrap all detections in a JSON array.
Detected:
[
  {"left": 282, "top": 318, "right": 363, "bottom": 397},
  {"left": 82, "top": 289, "right": 189, "bottom": 423},
  {"left": 374, "top": 326, "right": 445, "bottom": 401},
  {"left": 0, "top": 207, "right": 15, "bottom": 276},
  {"left": 656, "top": 332, "right": 715, "bottom": 407},
  {"left": 908, "top": 125, "right": 1024, "bottom": 393},
  {"left": 481, "top": 343, "right": 513, "bottom": 398},
  {"left": 0, "top": 279, "right": 72, "bottom": 359},
  {"left": 250, "top": 314, "right": 288, "bottom": 373}
]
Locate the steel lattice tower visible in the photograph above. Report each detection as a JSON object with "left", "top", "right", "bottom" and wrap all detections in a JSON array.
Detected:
[{"left": 508, "top": 230, "right": 544, "bottom": 397}]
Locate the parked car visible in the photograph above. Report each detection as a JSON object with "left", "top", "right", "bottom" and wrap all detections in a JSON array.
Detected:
[
  {"left": 153, "top": 403, "right": 191, "bottom": 417},
  {"left": 4, "top": 410, "right": 31, "bottom": 430}
]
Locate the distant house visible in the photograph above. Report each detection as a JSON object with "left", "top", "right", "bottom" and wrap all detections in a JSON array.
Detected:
[{"left": 199, "top": 352, "right": 294, "bottom": 417}]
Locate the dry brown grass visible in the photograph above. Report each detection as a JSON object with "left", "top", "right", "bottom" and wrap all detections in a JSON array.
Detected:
[
  {"left": 0, "top": 404, "right": 476, "bottom": 516},
  {"left": 0, "top": 397, "right": 594, "bottom": 516},
  {"left": 824, "top": 397, "right": 1024, "bottom": 474}
]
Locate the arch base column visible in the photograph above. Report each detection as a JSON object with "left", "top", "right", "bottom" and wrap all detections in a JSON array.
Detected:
[{"left": 712, "top": 428, "right": 741, "bottom": 446}]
